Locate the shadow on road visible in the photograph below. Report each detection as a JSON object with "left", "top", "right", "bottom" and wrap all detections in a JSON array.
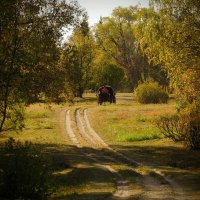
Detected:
[
  {"left": 111, "top": 144, "right": 200, "bottom": 191},
  {"left": 29, "top": 142, "right": 200, "bottom": 199}
]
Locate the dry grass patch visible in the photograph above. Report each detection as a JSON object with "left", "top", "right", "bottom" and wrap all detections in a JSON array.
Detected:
[{"left": 0, "top": 103, "right": 69, "bottom": 145}]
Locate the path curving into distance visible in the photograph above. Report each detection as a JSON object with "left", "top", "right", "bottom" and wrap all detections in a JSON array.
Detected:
[{"left": 65, "top": 108, "right": 187, "bottom": 200}]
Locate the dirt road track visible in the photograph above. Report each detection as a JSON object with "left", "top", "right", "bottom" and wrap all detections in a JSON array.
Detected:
[{"left": 65, "top": 108, "right": 187, "bottom": 200}]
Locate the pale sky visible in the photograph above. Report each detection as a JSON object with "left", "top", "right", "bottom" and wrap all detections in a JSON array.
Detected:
[
  {"left": 77, "top": 0, "right": 149, "bottom": 26},
  {"left": 63, "top": 0, "right": 149, "bottom": 40}
]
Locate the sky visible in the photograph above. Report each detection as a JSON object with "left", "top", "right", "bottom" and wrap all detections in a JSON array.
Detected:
[
  {"left": 63, "top": 0, "right": 149, "bottom": 40},
  {"left": 77, "top": 0, "right": 149, "bottom": 26}
]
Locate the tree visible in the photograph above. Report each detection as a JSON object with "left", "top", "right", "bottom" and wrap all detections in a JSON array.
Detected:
[
  {"left": 136, "top": 0, "right": 200, "bottom": 148},
  {"left": 94, "top": 6, "right": 153, "bottom": 89},
  {"left": 90, "top": 47, "right": 125, "bottom": 90},
  {"left": 60, "top": 15, "right": 94, "bottom": 98},
  {"left": 93, "top": 63, "right": 125, "bottom": 91},
  {"left": 0, "top": 0, "right": 82, "bottom": 131},
  {"left": 135, "top": 1, "right": 200, "bottom": 104}
]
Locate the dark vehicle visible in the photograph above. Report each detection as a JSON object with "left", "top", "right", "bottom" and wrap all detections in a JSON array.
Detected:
[{"left": 97, "top": 85, "right": 116, "bottom": 105}]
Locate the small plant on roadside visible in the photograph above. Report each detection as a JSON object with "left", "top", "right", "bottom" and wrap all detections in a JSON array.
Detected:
[
  {"left": 0, "top": 138, "right": 53, "bottom": 199},
  {"left": 156, "top": 114, "right": 185, "bottom": 142},
  {"left": 3, "top": 103, "right": 25, "bottom": 131},
  {"left": 134, "top": 80, "right": 169, "bottom": 104},
  {"left": 157, "top": 102, "right": 200, "bottom": 150}
]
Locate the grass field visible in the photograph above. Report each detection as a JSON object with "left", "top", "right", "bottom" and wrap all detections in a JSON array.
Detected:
[
  {"left": 0, "top": 103, "right": 67, "bottom": 145},
  {"left": 0, "top": 93, "right": 200, "bottom": 199},
  {"left": 87, "top": 93, "right": 176, "bottom": 144}
]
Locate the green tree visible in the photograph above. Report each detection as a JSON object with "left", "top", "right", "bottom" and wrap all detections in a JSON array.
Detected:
[
  {"left": 0, "top": 0, "right": 82, "bottom": 131},
  {"left": 93, "top": 63, "right": 125, "bottom": 90},
  {"left": 61, "top": 16, "right": 94, "bottom": 98},
  {"left": 94, "top": 6, "right": 152, "bottom": 89},
  {"left": 136, "top": 1, "right": 200, "bottom": 148},
  {"left": 135, "top": 1, "right": 200, "bottom": 104}
]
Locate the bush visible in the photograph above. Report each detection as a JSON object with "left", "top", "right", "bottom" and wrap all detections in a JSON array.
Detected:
[
  {"left": 181, "top": 103, "right": 200, "bottom": 150},
  {"left": 3, "top": 103, "right": 25, "bottom": 131},
  {"left": 134, "top": 81, "right": 169, "bottom": 104},
  {"left": 0, "top": 138, "right": 53, "bottom": 199},
  {"left": 156, "top": 114, "right": 185, "bottom": 142},
  {"left": 157, "top": 103, "right": 200, "bottom": 150}
]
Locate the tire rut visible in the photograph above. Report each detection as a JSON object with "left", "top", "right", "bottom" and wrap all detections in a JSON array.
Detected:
[
  {"left": 66, "top": 109, "right": 141, "bottom": 199},
  {"left": 66, "top": 108, "right": 186, "bottom": 200},
  {"left": 82, "top": 109, "right": 179, "bottom": 200}
]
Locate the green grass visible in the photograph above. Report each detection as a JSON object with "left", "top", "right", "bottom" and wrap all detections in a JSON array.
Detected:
[
  {"left": 0, "top": 103, "right": 69, "bottom": 145},
  {"left": 115, "top": 131, "right": 163, "bottom": 142},
  {"left": 87, "top": 96, "right": 176, "bottom": 144}
]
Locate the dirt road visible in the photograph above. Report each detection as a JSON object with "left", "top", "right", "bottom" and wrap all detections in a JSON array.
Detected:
[{"left": 65, "top": 107, "right": 191, "bottom": 200}]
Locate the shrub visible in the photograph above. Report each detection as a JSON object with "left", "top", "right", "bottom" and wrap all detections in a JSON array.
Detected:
[
  {"left": 157, "top": 103, "right": 200, "bottom": 150},
  {"left": 156, "top": 114, "right": 185, "bottom": 142},
  {"left": 3, "top": 103, "right": 25, "bottom": 131},
  {"left": 134, "top": 81, "right": 169, "bottom": 104},
  {"left": 181, "top": 103, "right": 200, "bottom": 150},
  {"left": 0, "top": 138, "right": 53, "bottom": 199}
]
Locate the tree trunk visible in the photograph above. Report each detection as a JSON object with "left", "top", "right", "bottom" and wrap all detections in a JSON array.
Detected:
[
  {"left": 0, "top": 84, "right": 9, "bottom": 132},
  {"left": 76, "top": 85, "right": 84, "bottom": 98},
  {"left": 0, "top": 20, "right": 18, "bottom": 132}
]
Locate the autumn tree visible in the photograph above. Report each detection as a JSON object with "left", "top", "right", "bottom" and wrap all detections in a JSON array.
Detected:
[
  {"left": 135, "top": 1, "right": 200, "bottom": 104},
  {"left": 137, "top": 0, "right": 200, "bottom": 149},
  {"left": 0, "top": 0, "right": 82, "bottom": 131},
  {"left": 94, "top": 6, "right": 154, "bottom": 89}
]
